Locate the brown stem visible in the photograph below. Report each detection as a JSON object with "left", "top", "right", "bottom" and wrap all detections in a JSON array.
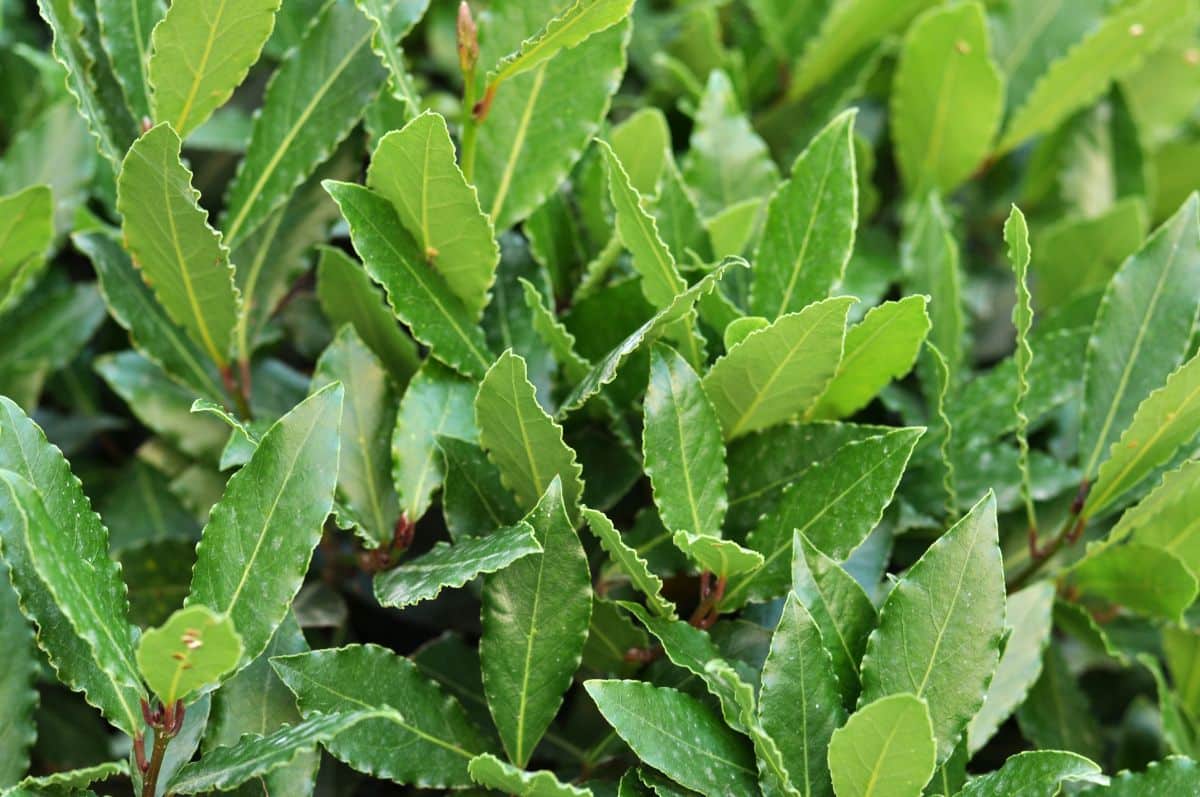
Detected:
[
  {"left": 1008, "top": 480, "right": 1090, "bottom": 593},
  {"left": 688, "top": 573, "right": 727, "bottom": 629}
]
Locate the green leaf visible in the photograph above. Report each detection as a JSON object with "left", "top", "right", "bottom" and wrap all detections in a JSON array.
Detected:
[
  {"left": 476, "top": 351, "right": 584, "bottom": 515},
  {"left": 117, "top": 123, "right": 242, "bottom": 368},
  {"left": 996, "top": 0, "right": 1193, "bottom": 153},
  {"left": 1112, "top": 459, "right": 1200, "bottom": 577},
  {"left": 902, "top": 193, "right": 962, "bottom": 379},
  {"left": 1034, "top": 198, "right": 1148, "bottom": 311},
  {"left": 585, "top": 679, "right": 758, "bottom": 795},
  {"left": 703, "top": 296, "right": 854, "bottom": 440},
  {"left": 1086, "top": 349, "right": 1200, "bottom": 517},
  {"left": 356, "top": 0, "right": 427, "bottom": 117},
  {"left": 583, "top": 508, "right": 674, "bottom": 618},
  {"left": 480, "top": 479, "right": 592, "bottom": 766},
  {"left": 558, "top": 257, "right": 746, "bottom": 416},
  {"left": 1069, "top": 543, "right": 1197, "bottom": 621},
  {"left": 148, "top": 0, "right": 280, "bottom": 138},
  {"left": 1080, "top": 193, "right": 1200, "bottom": 479},
  {"left": 958, "top": 750, "right": 1106, "bottom": 797},
  {"left": 0, "top": 186, "right": 53, "bottom": 308},
  {"left": 891, "top": 3, "right": 1003, "bottom": 193},
  {"left": 1005, "top": 206, "right": 1037, "bottom": 531},
  {"left": 367, "top": 111, "right": 499, "bottom": 318},
  {"left": 750, "top": 109, "right": 857, "bottom": 319},
  {"left": 610, "top": 108, "right": 670, "bottom": 197},
  {"left": 7, "top": 760, "right": 130, "bottom": 794},
  {"left": 474, "top": 4, "right": 628, "bottom": 232},
  {"left": 270, "top": 644, "right": 492, "bottom": 788},
  {"left": 170, "top": 710, "right": 392, "bottom": 794},
  {"left": 221, "top": 0, "right": 386, "bottom": 247},
  {"left": 0, "top": 562, "right": 37, "bottom": 788},
  {"left": 966, "top": 582, "right": 1055, "bottom": 755},
  {"left": 827, "top": 693, "right": 936, "bottom": 797},
  {"left": 522, "top": 278, "right": 592, "bottom": 382},
  {"left": 188, "top": 383, "right": 343, "bottom": 667},
  {"left": 373, "top": 522, "right": 541, "bottom": 609},
  {"left": 725, "top": 427, "right": 922, "bottom": 609},
  {"left": 488, "top": 0, "right": 632, "bottom": 85},
  {"left": 1080, "top": 756, "right": 1199, "bottom": 795},
  {"left": 791, "top": 531, "right": 878, "bottom": 706},
  {"left": 316, "top": 245, "right": 419, "bottom": 390},
  {"left": 671, "top": 531, "right": 764, "bottom": 579},
  {"left": 643, "top": 344, "right": 726, "bottom": 540},
  {"left": 812, "top": 296, "right": 930, "bottom": 420},
  {"left": 96, "top": 0, "right": 164, "bottom": 120},
  {"left": 438, "top": 435, "right": 524, "bottom": 541},
  {"left": 598, "top": 139, "right": 685, "bottom": 309},
  {"left": 75, "top": 231, "right": 226, "bottom": 402},
  {"left": 468, "top": 753, "right": 594, "bottom": 797},
  {"left": 136, "top": 604, "right": 242, "bottom": 705},
  {"left": 1016, "top": 643, "right": 1103, "bottom": 760},
  {"left": 760, "top": 594, "right": 845, "bottom": 797},
  {"left": 313, "top": 326, "right": 399, "bottom": 546},
  {"left": 325, "top": 181, "right": 494, "bottom": 379},
  {"left": 859, "top": 492, "right": 1005, "bottom": 763},
  {"left": 1165, "top": 626, "right": 1200, "bottom": 722}
]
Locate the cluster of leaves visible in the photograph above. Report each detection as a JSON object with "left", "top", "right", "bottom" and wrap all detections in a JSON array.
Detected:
[{"left": 7, "top": 0, "right": 1200, "bottom": 794}]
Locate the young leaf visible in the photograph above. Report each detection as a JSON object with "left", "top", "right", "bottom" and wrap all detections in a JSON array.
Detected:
[
  {"left": 1080, "top": 193, "right": 1200, "bottom": 479},
  {"left": 0, "top": 185, "right": 53, "bottom": 305},
  {"left": 367, "top": 112, "right": 499, "bottom": 318},
  {"left": 1112, "top": 459, "right": 1200, "bottom": 576},
  {"left": 598, "top": 139, "right": 685, "bottom": 309},
  {"left": 671, "top": 531, "right": 764, "bottom": 579},
  {"left": 356, "top": 0, "right": 427, "bottom": 117},
  {"left": 325, "top": 181, "right": 494, "bottom": 379},
  {"left": 759, "top": 594, "right": 845, "bottom": 797},
  {"left": 117, "top": 123, "right": 242, "bottom": 369},
  {"left": 148, "top": 0, "right": 280, "bottom": 138},
  {"left": 957, "top": 750, "right": 1106, "bottom": 797},
  {"left": 750, "top": 109, "right": 857, "bottom": 318},
  {"left": 313, "top": 326, "right": 399, "bottom": 547},
  {"left": 902, "top": 193, "right": 963, "bottom": 380},
  {"left": 188, "top": 383, "right": 343, "bottom": 667},
  {"left": 703, "top": 296, "right": 854, "bottom": 439},
  {"left": 521, "top": 278, "right": 592, "bottom": 382},
  {"left": 811, "top": 295, "right": 930, "bottom": 419},
  {"left": 1068, "top": 543, "right": 1197, "bottom": 621},
  {"left": 643, "top": 344, "right": 726, "bottom": 541},
  {"left": 610, "top": 108, "right": 670, "bottom": 197},
  {"left": 221, "top": 0, "right": 387, "bottom": 247},
  {"left": 583, "top": 507, "right": 674, "bottom": 619},
  {"left": 373, "top": 522, "right": 541, "bottom": 609},
  {"left": 271, "top": 644, "right": 493, "bottom": 788},
  {"left": 487, "top": 0, "right": 633, "bottom": 85},
  {"left": 136, "top": 604, "right": 243, "bottom": 705},
  {"left": 468, "top": 753, "right": 593, "bottom": 797},
  {"left": 480, "top": 479, "right": 592, "bottom": 766},
  {"left": 476, "top": 351, "right": 584, "bottom": 514},
  {"left": 891, "top": 2, "right": 1003, "bottom": 193},
  {"left": 1005, "top": 206, "right": 1038, "bottom": 533},
  {"left": 585, "top": 679, "right": 758, "bottom": 795},
  {"left": 859, "top": 492, "right": 1005, "bottom": 763},
  {"left": 827, "top": 693, "right": 937, "bottom": 797},
  {"left": 0, "top": 563, "right": 37, "bottom": 787},
  {"left": 725, "top": 427, "right": 922, "bottom": 609}
]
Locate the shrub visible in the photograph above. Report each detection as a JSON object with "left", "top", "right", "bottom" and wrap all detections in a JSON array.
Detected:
[{"left": 2, "top": 0, "right": 1200, "bottom": 795}]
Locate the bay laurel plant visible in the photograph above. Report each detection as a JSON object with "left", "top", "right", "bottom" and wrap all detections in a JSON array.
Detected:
[{"left": 6, "top": 0, "right": 1200, "bottom": 795}]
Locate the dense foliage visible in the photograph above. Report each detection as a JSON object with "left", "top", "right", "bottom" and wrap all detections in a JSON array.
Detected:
[{"left": 4, "top": 0, "right": 1200, "bottom": 794}]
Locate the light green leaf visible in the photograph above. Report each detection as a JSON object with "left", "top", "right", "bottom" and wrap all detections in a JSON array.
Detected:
[
  {"left": 1069, "top": 543, "right": 1197, "bottom": 621},
  {"left": 480, "top": 479, "right": 592, "bottom": 767},
  {"left": 902, "top": 193, "right": 962, "bottom": 379},
  {"left": 558, "top": 257, "right": 746, "bottom": 416},
  {"left": 221, "top": 0, "right": 386, "bottom": 247},
  {"left": 188, "top": 384, "right": 343, "bottom": 667},
  {"left": 1034, "top": 198, "right": 1148, "bottom": 310},
  {"left": 488, "top": 0, "right": 632, "bottom": 85},
  {"left": 1113, "top": 459, "right": 1200, "bottom": 577},
  {"left": 136, "top": 605, "right": 242, "bottom": 705},
  {"left": 316, "top": 245, "right": 420, "bottom": 390},
  {"left": 468, "top": 753, "right": 594, "bottom": 797},
  {"left": 1079, "top": 756, "right": 1198, "bottom": 795},
  {"left": 521, "top": 278, "right": 592, "bottom": 382},
  {"left": 583, "top": 508, "right": 674, "bottom": 619},
  {"left": 148, "top": 0, "right": 280, "bottom": 138},
  {"left": 791, "top": 531, "right": 878, "bottom": 706},
  {"left": 0, "top": 186, "right": 53, "bottom": 308},
  {"left": 438, "top": 436, "right": 524, "bottom": 541},
  {"left": 7, "top": 760, "right": 130, "bottom": 794},
  {"left": 117, "top": 123, "right": 242, "bottom": 368},
  {"left": 313, "top": 326, "right": 399, "bottom": 546},
  {"left": 644, "top": 344, "right": 726, "bottom": 541},
  {"left": 723, "top": 317, "right": 769, "bottom": 351},
  {"left": 585, "top": 679, "right": 758, "bottom": 795},
  {"left": 610, "top": 108, "right": 670, "bottom": 196},
  {"left": 171, "top": 710, "right": 393, "bottom": 794},
  {"left": 373, "top": 523, "right": 541, "bottom": 609},
  {"left": 368, "top": 111, "right": 498, "bottom": 319},
  {"left": 703, "top": 296, "right": 854, "bottom": 440},
  {"left": 996, "top": 0, "right": 1193, "bottom": 153},
  {"left": 0, "top": 562, "right": 36, "bottom": 788},
  {"left": 725, "top": 427, "right": 922, "bottom": 609},
  {"left": 1165, "top": 626, "right": 1200, "bottom": 722},
  {"left": 1006, "top": 206, "right": 1037, "bottom": 531},
  {"left": 958, "top": 750, "right": 1106, "bottom": 797},
  {"left": 271, "top": 644, "right": 492, "bottom": 788},
  {"left": 750, "top": 109, "right": 857, "bottom": 319},
  {"left": 355, "top": 0, "right": 427, "bottom": 116},
  {"left": 812, "top": 296, "right": 930, "bottom": 420},
  {"left": 1080, "top": 193, "right": 1200, "bottom": 479},
  {"left": 760, "top": 594, "right": 845, "bottom": 797},
  {"left": 598, "top": 139, "right": 684, "bottom": 308},
  {"left": 859, "top": 492, "right": 1005, "bottom": 763},
  {"left": 476, "top": 351, "right": 584, "bottom": 515},
  {"left": 325, "top": 180, "right": 494, "bottom": 377},
  {"left": 96, "top": 0, "right": 164, "bottom": 120},
  {"left": 672, "top": 531, "right": 764, "bottom": 579},
  {"left": 891, "top": 3, "right": 1003, "bottom": 193},
  {"left": 827, "top": 693, "right": 936, "bottom": 797}
]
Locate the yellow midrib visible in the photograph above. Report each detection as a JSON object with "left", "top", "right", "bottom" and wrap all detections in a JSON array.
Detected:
[{"left": 171, "top": 0, "right": 230, "bottom": 135}]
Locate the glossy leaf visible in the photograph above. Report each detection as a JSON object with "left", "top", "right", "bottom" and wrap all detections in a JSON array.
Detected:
[
  {"left": 583, "top": 507, "right": 674, "bottom": 618},
  {"left": 672, "top": 531, "right": 764, "bottom": 579},
  {"left": 1006, "top": 206, "right": 1037, "bottom": 530},
  {"left": 136, "top": 604, "right": 242, "bottom": 705},
  {"left": 958, "top": 750, "right": 1106, "bottom": 797},
  {"left": 468, "top": 753, "right": 593, "bottom": 797},
  {"left": 902, "top": 193, "right": 962, "bottom": 379},
  {"left": 1113, "top": 459, "right": 1200, "bottom": 577},
  {"left": 1069, "top": 543, "right": 1197, "bottom": 621},
  {"left": 827, "top": 693, "right": 936, "bottom": 797},
  {"left": 0, "top": 563, "right": 36, "bottom": 788},
  {"left": 488, "top": 0, "right": 633, "bottom": 84},
  {"left": 438, "top": 435, "right": 524, "bottom": 541},
  {"left": 0, "top": 185, "right": 53, "bottom": 308}
]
